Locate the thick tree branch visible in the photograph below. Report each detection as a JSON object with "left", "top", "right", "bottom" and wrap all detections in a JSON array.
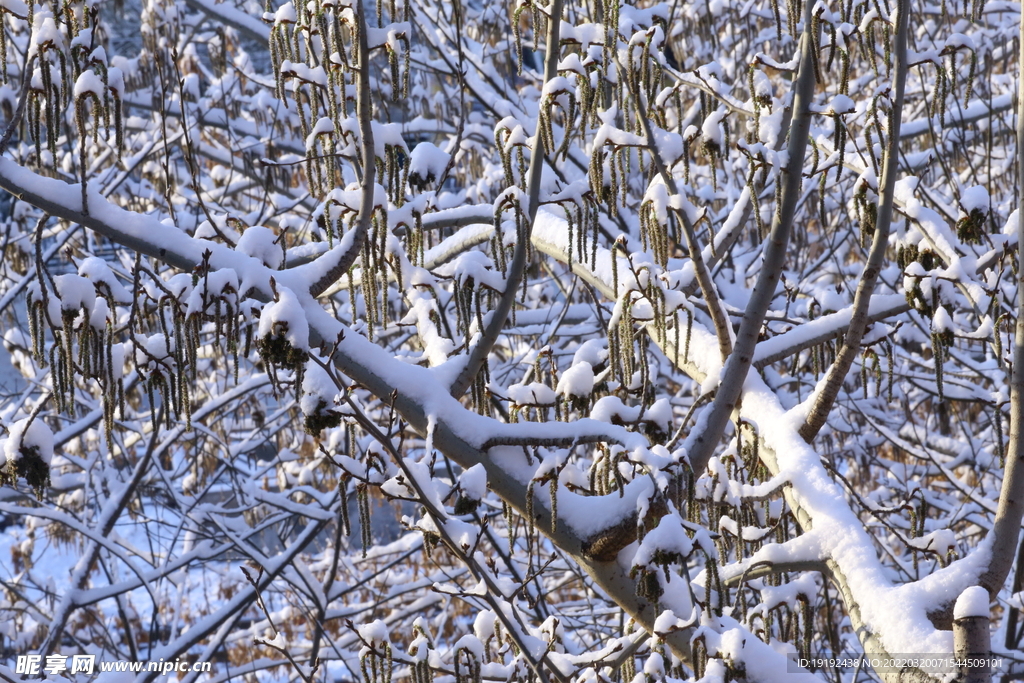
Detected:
[{"left": 753, "top": 296, "right": 911, "bottom": 368}]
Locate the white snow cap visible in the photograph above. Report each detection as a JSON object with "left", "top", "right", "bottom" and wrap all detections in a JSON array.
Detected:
[
  {"left": 237, "top": 226, "right": 283, "bottom": 269},
  {"left": 73, "top": 69, "right": 105, "bottom": 98},
  {"left": 507, "top": 382, "right": 557, "bottom": 405},
  {"left": 258, "top": 285, "right": 309, "bottom": 351},
  {"left": 960, "top": 185, "right": 989, "bottom": 213},
  {"left": 358, "top": 619, "right": 390, "bottom": 645},
  {"left": 459, "top": 463, "right": 487, "bottom": 501},
  {"left": 819, "top": 286, "right": 846, "bottom": 313},
  {"left": 932, "top": 306, "right": 953, "bottom": 333},
  {"left": 3, "top": 417, "right": 54, "bottom": 466},
  {"left": 556, "top": 361, "right": 594, "bottom": 399},
  {"left": 408, "top": 142, "right": 450, "bottom": 189},
  {"left": 273, "top": 1, "right": 296, "bottom": 22},
  {"left": 953, "top": 585, "right": 989, "bottom": 620},
  {"left": 827, "top": 94, "right": 855, "bottom": 115},
  {"left": 701, "top": 109, "right": 726, "bottom": 149},
  {"left": 572, "top": 339, "right": 607, "bottom": 366}
]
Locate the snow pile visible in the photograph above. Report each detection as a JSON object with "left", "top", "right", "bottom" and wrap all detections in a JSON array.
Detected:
[
  {"left": 750, "top": 70, "right": 772, "bottom": 105},
  {"left": 453, "top": 462, "right": 488, "bottom": 515},
  {"left": 435, "top": 250, "right": 505, "bottom": 292},
  {"left": 909, "top": 529, "right": 957, "bottom": 558},
  {"left": 195, "top": 216, "right": 242, "bottom": 243},
  {"left": 78, "top": 256, "right": 132, "bottom": 303},
  {"left": 54, "top": 273, "right": 97, "bottom": 317},
  {"left": 957, "top": 185, "right": 990, "bottom": 244},
  {"left": 73, "top": 70, "right": 105, "bottom": 99},
  {"left": 572, "top": 339, "right": 607, "bottom": 366},
  {"left": 271, "top": 1, "right": 296, "bottom": 23},
  {"left": 185, "top": 269, "right": 240, "bottom": 318},
  {"left": 818, "top": 286, "right": 847, "bottom": 314},
  {"left": 306, "top": 116, "right": 335, "bottom": 152},
  {"left": 459, "top": 463, "right": 487, "bottom": 501},
  {"left": 133, "top": 334, "right": 175, "bottom": 376},
  {"left": 826, "top": 93, "right": 855, "bottom": 115},
  {"left": 591, "top": 396, "right": 640, "bottom": 424},
  {"left": 960, "top": 185, "right": 989, "bottom": 213},
  {"left": 590, "top": 396, "right": 672, "bottom": 435},
  {"left": 507, "top": 382, "right": 557, "bottom": 406},
  {"left": 701, "top": 109, "right": 727, "bottom": 154},
  {"left": 257, "top": 285, "right": 311, "bottom": 398},
  {"left": 932, "top": 306, "right": 952, "bottom": 332},
  {"left": 644, "top": 399, "right": 673, "bottom": 434},
  {"left": 633, "top": 512, "right": 694, "bottom": 569},
  {"left": 28, "top": 13, "right": 64, "bottom": 60}
]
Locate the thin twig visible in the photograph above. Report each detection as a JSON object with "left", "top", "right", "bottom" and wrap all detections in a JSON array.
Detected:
[{"left": 0, "top": 55, "right": 34, "bottom": 157}]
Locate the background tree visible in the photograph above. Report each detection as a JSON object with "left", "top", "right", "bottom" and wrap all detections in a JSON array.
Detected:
[{"left": 0, "top": 0, "right": 1021, "bottom": 681}]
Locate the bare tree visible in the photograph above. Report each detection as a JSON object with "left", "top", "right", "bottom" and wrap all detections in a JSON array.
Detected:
[{"left": 0, "top": 0, "right": 1020, "bottom": 681}]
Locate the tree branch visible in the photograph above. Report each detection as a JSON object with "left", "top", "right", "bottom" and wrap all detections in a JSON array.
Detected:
[
  {"left": 680, "top": 0, "right": 817, "bottom": 478},
  {"left": 798, "top": 0, "right": 909, "bottom": 443},
  {"left": 628, "top": 75, "right": 733, "bottom": 362},
  {"left": 447, "top": 0, "right": 563, "bottom": 398},
  {"left": 976, "top": 0, "right": 1024, "bottom": 599},
  {"left": 753, "top": 296, "right": 911, "bottom": 368},
  {"left": 306, "top": 0, "right": 376, "bottom": 298},
  {"left": 181, "top": 0, "right": 271, "bottom": 43}
]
